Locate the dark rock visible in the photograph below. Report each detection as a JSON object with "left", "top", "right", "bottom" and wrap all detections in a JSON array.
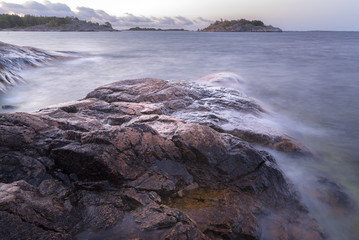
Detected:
[
  {"left": 0, "top": 151, "right": 49, "bottom": 186},
  {"left": 0, "top": 181, "right": 77, "bottom": 240},
  {"left": 299, "top": 175, "right": 355, "bottom": 215},
  {"left": 1, "top": 105, "right": 17, "bottom": 110},
  {"left": 0, "top": 78, "right": 334, "bottom": 239}
]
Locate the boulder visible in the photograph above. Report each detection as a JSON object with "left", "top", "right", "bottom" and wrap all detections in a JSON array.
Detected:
[{"left": 0, "top": 78, "right": 329, "bottom": 239}]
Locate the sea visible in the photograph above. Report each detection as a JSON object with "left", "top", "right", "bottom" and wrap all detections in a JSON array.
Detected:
[{"left": 0, "top": 31, "right": 358, "bottom": 239}]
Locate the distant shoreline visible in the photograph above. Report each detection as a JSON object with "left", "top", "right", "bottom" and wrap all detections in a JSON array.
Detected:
[
  {"left": 1, "top": 29, "right": 119, "bottom": 32},
  {"left": 127, "top": 27, "right": 188, "bottom": 31},
  {"left": 200, "top": 19, "right": 282, "bottom": 32},
  {"left": 0, "top": 14, "right": 116, "bottom": 32},
  {"left": 1, "top": 29, "right": 357, "bottom": 33}
]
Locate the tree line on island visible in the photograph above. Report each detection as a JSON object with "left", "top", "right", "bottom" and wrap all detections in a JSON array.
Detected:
[
  {"left": 0, "top": 14, "right": 114, "bottom": 31},
  {"left": 129, "top": 18, "right": 281, "bottom": 32},
  {"left": 215, "top": 19, "right": 266, "bottom": 27},
  {"left": 200, "top": 18, "right": 282, "bottom": 32},
  {"left": 128, "top": 27, "right": 187, "bottom": 31},
  {"left": 0, "top": 14, "right": 281, "bottom": 32}
]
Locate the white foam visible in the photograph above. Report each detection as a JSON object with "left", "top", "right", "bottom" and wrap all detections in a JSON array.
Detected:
[{"left": 197, "top": 72, "right": 245, "bottom": 89}]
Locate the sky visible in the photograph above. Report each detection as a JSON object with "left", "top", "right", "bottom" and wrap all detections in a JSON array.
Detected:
[{"left": 0, "top": 0, "right": 358, "bottom": 31}]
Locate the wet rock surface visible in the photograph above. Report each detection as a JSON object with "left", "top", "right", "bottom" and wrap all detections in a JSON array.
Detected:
[{"left": 0, "top": 78, "right": 330, "bottom": 239}]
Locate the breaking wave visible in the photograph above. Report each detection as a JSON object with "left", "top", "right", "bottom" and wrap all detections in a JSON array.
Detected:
[{"left": 0, "top": 41, "right": 70, "bottom": 92}]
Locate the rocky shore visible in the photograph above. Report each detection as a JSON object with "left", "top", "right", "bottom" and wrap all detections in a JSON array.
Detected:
[
  {"left": 1, "top": 40, "right": 356, "bottom": 239},
  {"left": 0, "top": 76, "right": 332, "bottom": 240}
]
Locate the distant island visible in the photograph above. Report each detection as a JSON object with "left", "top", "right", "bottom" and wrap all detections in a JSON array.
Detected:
[
  {"left": 128, "top": 27, "right": 187, "bottom": 31},
  {"left": 200, "top": 19, "right": 282, "bottom": 32},
  {"left": 0, "top": 14, "right": 116, "bottom": 32}
]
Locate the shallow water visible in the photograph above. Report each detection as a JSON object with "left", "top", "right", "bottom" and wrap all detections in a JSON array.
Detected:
[{"left": 0, "top": 31, "right": 358, "bottom": 239}]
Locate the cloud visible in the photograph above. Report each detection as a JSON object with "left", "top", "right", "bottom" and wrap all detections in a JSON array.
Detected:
[
  {"left": 76, "top": 7, "right": 116, "bottom": 22},
  {"left": 194, "top": 17, "right": 214, "bottom": 25},
  {"left": 174, "top": 16, "right": 193, "bottom": 25},
  {"left": 1, "top": 1, "right": 74, "bottom": 17},
  {"left": 122, "top": 13, "right": 154, "bottom": 23},
  {"left": 156, "top": 16, "right": 176, "bottom": 26},
  {"left": 0, "top": 1, "right": 213, "bottom": 30}
]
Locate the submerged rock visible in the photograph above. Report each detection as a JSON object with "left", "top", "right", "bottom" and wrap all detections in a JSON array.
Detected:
[
  {"left": 1, "top": 105, "right": 17, "bottom": 110},
  {"left": 0, "top": 78, "right": 329, "bottom": 239}
]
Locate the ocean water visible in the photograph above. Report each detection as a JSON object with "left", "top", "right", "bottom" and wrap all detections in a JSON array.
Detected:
[{"left": 0, "top": 31, "right": 359, "bottom": 239}]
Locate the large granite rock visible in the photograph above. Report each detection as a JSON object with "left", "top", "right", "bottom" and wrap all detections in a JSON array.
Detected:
[{"left": 0, "top": 78, "right": 328, "bottom": 239}]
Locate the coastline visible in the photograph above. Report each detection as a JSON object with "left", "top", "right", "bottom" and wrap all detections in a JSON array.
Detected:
[{"left": 1, "top": 34, "right": 358, "bottom": 240}]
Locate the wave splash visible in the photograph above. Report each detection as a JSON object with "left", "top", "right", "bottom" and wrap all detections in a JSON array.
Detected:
[
  {"left": 0, "top": 41, "right": 69, "bottom": 92},
  {"left": 195, "top": 72, "right": 359, "bottom": 239},
  {"left": 193, "top": 72, "right": 308, "bottom": 154},
  {"left": 197, "top": 71, "right": 244, "bottom": 88}
]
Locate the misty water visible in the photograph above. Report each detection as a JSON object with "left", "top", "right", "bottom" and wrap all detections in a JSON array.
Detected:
[{"left": 1, "top": 31, "right": 359, "bottom": 239}]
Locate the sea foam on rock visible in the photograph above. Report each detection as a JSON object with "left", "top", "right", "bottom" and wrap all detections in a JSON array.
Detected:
[{"left": 0, "top": 77, "right": 329, "bottom": 239}]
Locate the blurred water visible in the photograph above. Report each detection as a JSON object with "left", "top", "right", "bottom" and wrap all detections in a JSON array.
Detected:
[{"left": 0, "top": 31, "right": 359, "bottom": 239}]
